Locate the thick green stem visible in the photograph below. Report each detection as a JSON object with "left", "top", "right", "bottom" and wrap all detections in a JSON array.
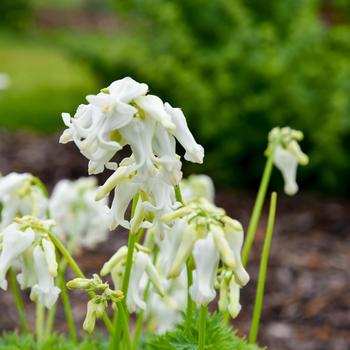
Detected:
[
  {"left": 118, "top": 303, "right": 132, "bottom": 350},
  {"left": 45, "top": 303, "right": 56, "bottom": 337},
  {"left": 242, "top": 154, "right": 274, "bottom": 266},
  {"left": 174, "top": 185, "right": 183, "bottom": 203},
  {"left": 58, "top": 264, "right": 77, "bottom": 343},
  {"left": 8, "top": 268, "right": 29, "bottom": 333},
  {"left": 186, "top": 261, "right": 193, "bottom": 329},
  {"left": 111, "top": 195, "right": 139, "bottom": 349},
  {"left": 46, "top": 229, "right": 114, "bottom": 334},
  {"left": 249, "top": 192, "right": 277, "bottom": 344},
  {"left": 35, "top": 302, "right": 45, "bottom": 344},
  {"left": 198, "top": 305, "right": 207, "bottom": 350}
]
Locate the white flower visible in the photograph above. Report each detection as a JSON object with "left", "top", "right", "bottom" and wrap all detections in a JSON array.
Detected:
[
  {"left": 268, "top": 127, "right": 309, "bottom": 196},
  {"left": 49, "top": 177, "right": 110, "bottom": 249},
  {"left": 0, "top": 223, "right": 35, "bottom": 290},
  {"left": 165, "top": 103, "right": 204, "bottom": 164},
  {"left": 102, "top": 248, "right": 164, "bottom": 313},
  {"left": 273, "top": 145, "right": 300, "bottom": 196},
  {"left": 190, "top": 233, "right": 219, "bottom": 306},
  {"left": 180, "top": 174, "right": 215, "bottom": 203},
  {"left": 0, "top": 173, "right": 48, "bottom": 228},
  {"left": 60, "top": 77, "right": 204, "bottom": 230},
  {"left": 30, "top": 245, "right": 60, "bottom": 309}
]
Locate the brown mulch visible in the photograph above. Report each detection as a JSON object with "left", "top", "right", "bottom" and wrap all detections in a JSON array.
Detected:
[{"left": 0, "top": 131, "right": 349, "bottom": 350}]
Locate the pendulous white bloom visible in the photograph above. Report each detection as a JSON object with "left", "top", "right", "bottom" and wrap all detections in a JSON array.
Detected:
[
  {"left": 101, "top": 246, "right": 164, "bottom": 313},
  {"left": 0, "top": 172, "right": 48, "bottom": 228},
  {"left": 49, "top": 177, "right": 110, "bottom": 250},
  {"left": 0, "top": 216, "right": 60, "bottom": 308},
  {"left": 162, "top": 198, "right": 249, "bottom": 316},
  {"left": 60, "top": 77, "right": 204, "bottom": 230},
  {"left": 267, "top": 127, "right": 309, "bottom": 196},
  {"left": 180, "top": 174, "right": 215, "bottom": 203},
  {"left": 0, "top": 223, "right": 35, "bottom": 290}
]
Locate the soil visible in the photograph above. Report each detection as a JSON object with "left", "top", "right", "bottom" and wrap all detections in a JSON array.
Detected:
[{"left": 0, "top": 131, "right": 349, "bottom": 350}]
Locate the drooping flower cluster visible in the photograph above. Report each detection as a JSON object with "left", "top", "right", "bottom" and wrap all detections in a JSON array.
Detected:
[
  {"left": 0, "top": 216, "right": 60, "bottom": 308},
  {"left": 60, "top": 77, "right": 204, "bottom": 232},
  {"left": 67, "top": 274, "right": 123, "bottom": 333},
  {"left": 101, "top": 244, "right": 164, "bottom": 313},
  {"left": 0, "top": 172, "right": 48, "bottom": 229},
  {"left": 162, "top": 198, "right": 249, "bottom": 317},
  {"left": 49, "top": 177, "right": 110, "bottom": 250},
  {"left": 267, "top": 127, "right": 309, "bottom": 196}
]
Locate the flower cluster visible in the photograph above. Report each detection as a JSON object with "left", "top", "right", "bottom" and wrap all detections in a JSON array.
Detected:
[
  {"left": 0, "top": 173, "right": 48, "bottom": 228},
  {"left": 0, "top": 216, "right": 60, "bottom": 308},
  {"left": 162, "top": 198, "right": 249, "bottom": 314},
  {"left": 101, "top": 244, "right": 164, "bottom": 313},
  {"left": 60, "top": 77, "right": 204, "bottom": 232},
  {"left": 67, "top": 274, "right": 123, "bottom": 333},
  {"left": 267, "top": 127, "right": 309, "bottom": 195},
  {"left": 49, "top": 177, "right": 110, "bottom": 250}
]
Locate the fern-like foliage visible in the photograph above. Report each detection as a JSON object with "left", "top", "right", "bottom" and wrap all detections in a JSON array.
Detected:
[
  {"left": 141, "top": 312, "right": 264, "bottom": 350},
  {"left": 0, "top": 332, "right": 108, "bottom": 350}
]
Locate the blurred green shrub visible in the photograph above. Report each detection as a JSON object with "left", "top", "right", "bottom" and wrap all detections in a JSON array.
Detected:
[
  {"left": 0, "top": 0, "right": 33, "bottom": 30},
  {"left": 63, "top": 1, "right": 350, "bottom": 193}
]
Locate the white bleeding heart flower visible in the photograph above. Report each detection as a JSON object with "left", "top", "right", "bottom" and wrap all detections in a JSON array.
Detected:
[
  {"left": 180, "top": 174, "right": 215, "bottom": 203},
  {"left": 190, "top": 233, "right": 219, "bottom": 306},
  {"left": 0, "top": 173, "right": 48, "bottom": 228},
  {"left": 49, "top": 177, "right": 110, "bottom": 250},
  {"left": 30, "top": 245, "right": 60, "bottom": 309},
  {"left": 0, "top": 223, "right": 35, "bottom": 290},
  {"left": 268, "top": 127, "right": 309, "bottom": 196}
]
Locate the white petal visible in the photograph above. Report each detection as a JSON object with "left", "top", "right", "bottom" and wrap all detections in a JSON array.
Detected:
[
  {"left": 189, "top": 233, "right": 219, "bottom": 306},
  {"left": 273, "top": 145, "right": 299, "bottom": 196},
  {"left": 164, "top": 103, "right": 204, "bottom": 164},
  {"left": 31, "top": 246, "right": 60, "bottom": 309},
  {"left": 0, "top": 224, "right": 35, "bottom": 290},
  {"left": 134, "top": 95, "right": 175, "bottom": 130},
  {"left": 108, "top": 77, "right": 148, "bottom": 103}
]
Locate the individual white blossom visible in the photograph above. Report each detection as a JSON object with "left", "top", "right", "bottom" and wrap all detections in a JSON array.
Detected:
[
  {"left": 0, "top": 172, "right": 48, "bottom": 228},
  {"left": 0, "top": 216, "right": 60, "bottom": 309},
  {"left": 180, "top": 174, "right": 215, "bottom": 203},
  {"left": 268, "top": 127, "right": 309, "bottom": 196},
  {"left": 60, "top": 77, "right": 204, "bottom": 230},
  {"left": 49, "top": 177, "right": 110, "bottom": 250},
  {"left": 101, "top": 246, "right": 164, "bottom": 313}
]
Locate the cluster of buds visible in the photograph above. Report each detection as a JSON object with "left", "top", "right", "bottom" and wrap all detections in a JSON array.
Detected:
[
  {"left": 67, "top": 274, "right": 123, "bottom": 333},
  {"left": 49, "top": 177, "right": 110, "bottom": 250},
  {"left": 0, "top": 173, "right": 48, "bottom": 228},
  {"left": 267, "top": 127, "right": 309, "bottom": 195},
  {"left": 161, "top": 198, "right": 249, "bottom": 314},
  {"left": 101, "top": 243, "right": 164, "bottom": 313},
  {"left": 60, "top": 77, "right": 204, "bottom": 232},
  {"left": 0, "top": 216, "right": 60, "bottom": 308}
]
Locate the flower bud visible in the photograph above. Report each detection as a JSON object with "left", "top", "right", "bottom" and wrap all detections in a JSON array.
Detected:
[{"left": 101, "top": 246, "right": 128, "bottom": 276}]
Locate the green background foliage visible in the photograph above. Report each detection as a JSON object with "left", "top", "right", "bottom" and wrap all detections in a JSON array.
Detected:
[{"left": 1, "top": 0, "right": 350, "bottom": 194}]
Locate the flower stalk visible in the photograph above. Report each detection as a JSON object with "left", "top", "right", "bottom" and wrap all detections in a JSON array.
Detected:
[
  {"left": 8, "top": 268, "right": 29, "bottom": 333},
  {"left": 249, "top": 192, "right": 277, "bottom": 344},
  {"left": 198, "top": 305, "right": 207, "bottom": 350}
]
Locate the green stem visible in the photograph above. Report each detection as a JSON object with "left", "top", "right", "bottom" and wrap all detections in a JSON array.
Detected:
[
  {"left": 242, "top": 153, "right": 274, "bottom": 266},
  {"left": 186, "top": 260, "right": 193, "bottom": 329},
  {"left": 8, "top": 268, "right": 29, "bottom": 333},
  {"left": 118, "top": 303, "right": 132, "bottom": 350},
  {"left": 46, "top": 229, "right": 114, "bottom": 335},
  {"left": 45, "top": 303, "right": 56, "bottom": 337},
  {"left": 174, "top": 185, "right": 183, "bottom": 203},
  {"left": 58, "top": 264, "right": 78, "bottom": 343},
  {"left": 249, "top": 192, "right": 277, "bottom": 344},
  {"left": 35, "top": 302, "right": 45, "bottom": 344},
  {"left": 111, "top": 195, "right": 139, "bottom": 350},
  {"left": 198, "top": 305, "right": 207, "bottom": 350}
]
